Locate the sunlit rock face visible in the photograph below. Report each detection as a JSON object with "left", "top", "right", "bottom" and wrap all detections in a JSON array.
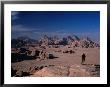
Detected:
[{"left": 31, "top": 64, "right": 99, "bottom": 77}]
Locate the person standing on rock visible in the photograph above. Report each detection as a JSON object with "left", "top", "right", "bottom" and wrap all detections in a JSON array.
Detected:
[{"left": 81, "top": 53, "right": 86, "bottom": 64}]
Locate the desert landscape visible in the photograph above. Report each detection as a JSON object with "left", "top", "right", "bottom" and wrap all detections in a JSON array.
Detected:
[
  {"left": 11, "top": 35, "right": 100, "bottom": 77},
  {"left": 11, "top": 11, "right": 100, "bottom": 77}
]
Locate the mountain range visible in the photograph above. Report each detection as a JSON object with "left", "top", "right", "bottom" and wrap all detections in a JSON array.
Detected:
[{"left": 11, "top": 35, "right": 100, "bottom": 48}]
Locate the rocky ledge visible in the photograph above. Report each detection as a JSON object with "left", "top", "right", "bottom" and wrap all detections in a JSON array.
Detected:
[{"left": 12, "top": 64, "right": 100, "bottom": 77}]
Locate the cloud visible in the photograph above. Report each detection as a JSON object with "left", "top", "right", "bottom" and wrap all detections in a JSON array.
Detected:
[
  {"left": 11, "top": 12, "right": 19, "bottom": 20},
  {"left": 12, "top": 25, "right": 31, "bottom": 32},
  {"left": 12, "top": 24, "right": 40, "bottom": 32},
  {"left": 55, "top": 29, "right": 66, "bottom": 33},
  {"left": 11, "top": 24, "right": 42, "bottom": 39}
]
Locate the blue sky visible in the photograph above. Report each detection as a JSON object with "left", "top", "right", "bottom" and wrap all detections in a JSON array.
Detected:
[{"left": 11, "top": 11, "right": 100, "bottom": 42}]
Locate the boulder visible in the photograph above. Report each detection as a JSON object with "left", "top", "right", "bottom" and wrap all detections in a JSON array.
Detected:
[{"left": 31, "top": 66, "right": 68, "bottom": 77}]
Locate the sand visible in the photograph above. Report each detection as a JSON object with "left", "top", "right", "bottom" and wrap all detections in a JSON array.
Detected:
[{"left": 11, "top": 47, "right": 100, "bottom": 77}]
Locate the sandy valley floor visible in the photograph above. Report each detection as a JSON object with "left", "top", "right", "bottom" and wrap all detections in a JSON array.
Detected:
[{"left": 11, "top": 47, "right": 100, "bottom": 77}]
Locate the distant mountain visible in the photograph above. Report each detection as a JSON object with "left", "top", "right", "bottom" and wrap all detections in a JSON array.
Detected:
[
  {"left": 40, "top": 35, "right": 60, "bottom": 45},
  {"left": 72, "top": 35, "right": 80, "bottom": 41},
  {"left": 59, "top": 37, "right": 68, "bottom": 46},
  {"left": 17, "top": 36, "right": 37, "bottom": 43},
  {"left": 11, "top": 36, "right": 38, "bottom": 48},
  {"left": 11, "top": 39, "right": 26, "bottom": 48},
  {"left": 39, "top": 35, "right": 100, "bottom": 47},
  {"left": 80, "top": 37, "right": 100, "bottom": 48},
  {"left": 11, "top": 35, "right": 99, "bottom": 48}
]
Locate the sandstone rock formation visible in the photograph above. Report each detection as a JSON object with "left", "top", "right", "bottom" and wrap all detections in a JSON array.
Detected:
[{"left": 30, "top": 64, "right": 99, "bottom": 77}]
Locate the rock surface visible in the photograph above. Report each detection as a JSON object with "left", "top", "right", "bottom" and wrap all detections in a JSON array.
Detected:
[{"left": 30, "top": 64, "right": 99, "bottom": 77}]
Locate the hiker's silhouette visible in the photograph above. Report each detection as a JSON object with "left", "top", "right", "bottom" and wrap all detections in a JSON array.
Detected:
[{"left": 81, "top": 53, "right": 86, "bottom": 64}]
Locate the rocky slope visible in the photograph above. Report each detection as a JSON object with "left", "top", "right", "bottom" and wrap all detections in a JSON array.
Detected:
[{"left": 12, "top": 64, "right": 100, "bottom": 77}]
